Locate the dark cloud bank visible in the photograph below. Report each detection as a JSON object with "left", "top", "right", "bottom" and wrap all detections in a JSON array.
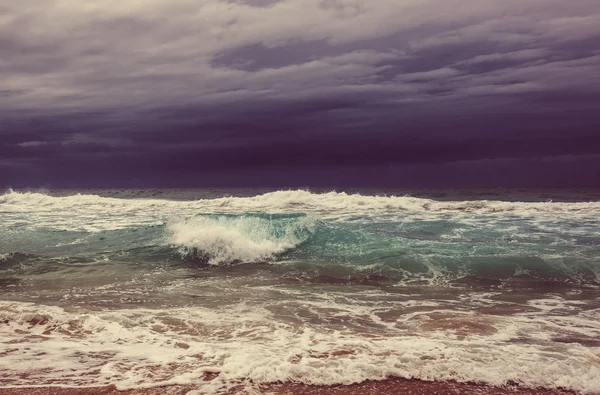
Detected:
[{"left": 1, "top": 0, "right": 600, "bottom": 188}]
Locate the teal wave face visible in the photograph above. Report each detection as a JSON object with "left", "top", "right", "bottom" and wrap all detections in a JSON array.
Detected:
[{"left": 2, "top": 190, "right": 600, "bottom": 287}]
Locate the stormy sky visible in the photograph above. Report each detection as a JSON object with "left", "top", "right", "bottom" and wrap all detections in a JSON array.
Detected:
[{"left": 1, "top": 0, "right": 600, "bottom": 188}]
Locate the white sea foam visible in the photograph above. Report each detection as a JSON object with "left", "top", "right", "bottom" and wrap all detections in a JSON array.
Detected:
[
  {"left": 167, "top": 215, "right": 314, "bottom": 265},
  {"left": 1, "top": 299, "right": 599, "bottom": 393},
  {"left": 3, "top": 190, "right": 600, "bottom": 392},
  {"left": 2, "top": 189, "right": 600, "bottom": 233}
]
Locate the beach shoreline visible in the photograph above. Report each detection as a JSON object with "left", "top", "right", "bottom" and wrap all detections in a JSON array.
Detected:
[{"left": 0, "top": 378, "right": 579, "bottom": 395}]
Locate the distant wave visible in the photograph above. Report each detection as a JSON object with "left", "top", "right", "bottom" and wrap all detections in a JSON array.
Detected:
[
  {"left": 0, "top": 252, "right": 38, "bottom": 265},
  {"left": 3, "top": 189, "right": 600, "bottom": 218}
]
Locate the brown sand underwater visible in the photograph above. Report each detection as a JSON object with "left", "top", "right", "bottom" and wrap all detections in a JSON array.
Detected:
[{"left": 0, "top": 378, "right": 578, "bottom": 395}]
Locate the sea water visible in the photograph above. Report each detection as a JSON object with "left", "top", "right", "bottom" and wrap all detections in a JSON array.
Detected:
[{"left": 1, "top": 188, "right": 599, "bottom": 393}]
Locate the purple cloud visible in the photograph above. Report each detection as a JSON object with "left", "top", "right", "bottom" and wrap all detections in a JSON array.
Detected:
[{"left": 1, "top": 0, "right": 599, "bottom": 187}]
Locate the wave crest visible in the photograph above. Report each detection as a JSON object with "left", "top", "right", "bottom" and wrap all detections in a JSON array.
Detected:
[{"left": 168, "top": 214, "right": 315, "bottom": 265}]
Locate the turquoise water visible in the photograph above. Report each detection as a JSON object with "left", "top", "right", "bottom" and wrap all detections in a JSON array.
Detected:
[
  {"left": 1, "top": 189, "right": 600, "bottom": 393},
  {"left": 2, "top": 189, "right": 599, "bottom": 293}
]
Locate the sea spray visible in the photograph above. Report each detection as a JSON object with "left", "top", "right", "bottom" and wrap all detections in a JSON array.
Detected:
[{"left": 168, "top": 214, "right": 316, "bottom": 265}]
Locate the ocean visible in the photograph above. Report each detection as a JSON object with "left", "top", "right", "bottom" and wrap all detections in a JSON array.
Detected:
[{"left": 1, "top": 188, "right": 599, "bottom": 394}]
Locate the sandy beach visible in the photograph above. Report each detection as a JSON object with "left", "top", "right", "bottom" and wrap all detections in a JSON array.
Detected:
[{"left": 0, "top": 378, "right": 578, "bottom": 395}]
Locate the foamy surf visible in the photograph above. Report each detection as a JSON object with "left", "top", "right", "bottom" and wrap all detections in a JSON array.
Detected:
[
  {"left": 1, "top": 188, "right": 600, "bottom": 393},
  {"left": 1, "top": 292, "right": 599, "bottom": 393},
  {"left": 2, "top": 189, "right": 600, "bottom": 232},
  {"left": 168, "top": 214, "right": 315, "bottom": 265}
]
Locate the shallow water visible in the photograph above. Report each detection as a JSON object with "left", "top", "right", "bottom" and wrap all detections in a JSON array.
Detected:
[{"left": 1, "top": 188, "right": 599, "bottom": 393}]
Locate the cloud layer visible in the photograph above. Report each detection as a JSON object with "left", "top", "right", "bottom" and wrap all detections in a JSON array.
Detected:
[{"left": 1, "top": 0, "right": 600, "bottom": 186}]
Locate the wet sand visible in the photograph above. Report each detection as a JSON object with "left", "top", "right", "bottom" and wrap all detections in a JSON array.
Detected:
[{"left": 0, "top": 378, "right": 578, "bottom": 395}]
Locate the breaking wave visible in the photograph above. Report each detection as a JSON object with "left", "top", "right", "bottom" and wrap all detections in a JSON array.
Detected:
[
  {"left": 168, "top": 214, "right": 316, "bottom": 265},
  {"left": 2, "top": 189, "right": 600, "bottom": 226},
  {"left": 2, "top": 189, "right": 599, "bottom": 285},
  {"left": 3, "top": 189, "right": 600, "bottom": 394}
]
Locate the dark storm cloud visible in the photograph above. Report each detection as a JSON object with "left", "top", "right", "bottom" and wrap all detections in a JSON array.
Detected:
[{"left": 1, "top": 0, "right": 600, "bottom": 187}]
